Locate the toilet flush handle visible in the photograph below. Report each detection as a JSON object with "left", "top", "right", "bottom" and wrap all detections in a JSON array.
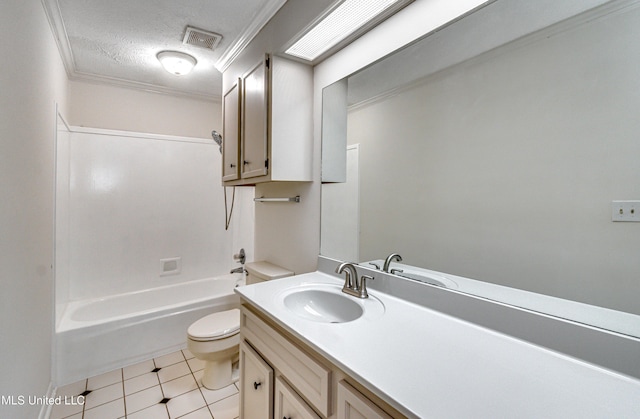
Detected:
[{"left": 253, "top": 381, "right": 261, "bottom": 390}]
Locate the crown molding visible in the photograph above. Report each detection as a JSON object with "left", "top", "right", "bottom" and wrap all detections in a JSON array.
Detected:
[
  {"left": 215, "top": 0, "right": 288, "bottom": 72},
  {"left": 68, "top": 71, "right": 220, "bottom": 102},
  {"left": 42, "top": 0, "right": 75, "bottom": 77}
]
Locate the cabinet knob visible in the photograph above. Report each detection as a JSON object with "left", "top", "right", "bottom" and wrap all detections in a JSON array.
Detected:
[
  {"left": 243, "top": 160, "right": 250, "bottom": 165},
  {"left": 283, "top": 417, "right": 291, "bottom": 419},
  {"left": 253, "top": 381, "right": 261, "bottom": 390},
  {"left": 230, "top": 163, "right": 236, "bottom": 168}
]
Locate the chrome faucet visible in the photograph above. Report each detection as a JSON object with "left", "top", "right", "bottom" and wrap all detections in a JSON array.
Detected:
[
  {"left": 382, "top": 253, "right": 403, "bottom": 273},
  {"left": 335, "top": 262, "right": 372, "bottom": 299}
]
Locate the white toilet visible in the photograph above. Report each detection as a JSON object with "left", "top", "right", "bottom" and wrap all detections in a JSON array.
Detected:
[
  {"left": 187, "top": 308, "right": 241, "bottom": 390},
  {"left": 187, "top": 261, "right": 293, "bottom": 390}
]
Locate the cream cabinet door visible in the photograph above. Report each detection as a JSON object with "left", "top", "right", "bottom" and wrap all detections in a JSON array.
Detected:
[
  {"left": 336, "top": 380, "right": 393, "bottom": 419},
  {"left": 241, "top": 56, "right": 269, "bottom": 179},
  {"left": 240, "top": 340, "right": 273, "bottom": 419},
  {"left": 222, "top": 79, "right": 241, "bottom": 182},
  {"left": 274, "top": 376, "right": 321, "bottom": 419}
]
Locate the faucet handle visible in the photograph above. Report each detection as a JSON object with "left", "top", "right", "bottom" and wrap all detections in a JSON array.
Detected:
[
  {"left": 390, "top": 268, "right": 404, "bottom": 275},
  {"left": 233, "top": 248, "right": 246, "bottom": 264},
  {"left": 358, "top": 275, "right": 374, "bottom": 298}
]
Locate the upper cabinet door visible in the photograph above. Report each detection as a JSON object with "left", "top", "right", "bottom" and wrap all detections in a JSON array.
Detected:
[
  {"left": 222, "top": 79, "right": 241, "bottom": 182},
  {"left": 241, "top": 56, "right": 269, "bottom": 179}
]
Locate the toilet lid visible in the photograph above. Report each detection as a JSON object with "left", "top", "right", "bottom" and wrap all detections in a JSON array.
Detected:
[{"left": 188, "top": 309, "right": 240, "bottom": 341}]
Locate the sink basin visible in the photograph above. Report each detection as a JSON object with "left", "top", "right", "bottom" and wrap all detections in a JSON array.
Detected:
[
  {"left": 396, "top": 271, "right": 457, "bottom": 288},
  {"left": 283, "top": 289, "right": 363, "bottom": 323}
]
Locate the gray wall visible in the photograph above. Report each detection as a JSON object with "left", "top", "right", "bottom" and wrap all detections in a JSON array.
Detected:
[{"left": 347, "top": 5, "right": 640, "bottom": 313}]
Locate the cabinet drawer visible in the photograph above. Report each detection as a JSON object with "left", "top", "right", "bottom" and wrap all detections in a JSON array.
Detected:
[
  {"left": 336, "top": 380, "right": 393, "bottom": 419},
  {"left": 275, "top": 376, "right": 321, "bottom": 419},
  {"left": 240, "top": 340, "right": 273, "bottom": 419},
  {"left": 240, "top": 306, "right": 332, "bottom": 417}
]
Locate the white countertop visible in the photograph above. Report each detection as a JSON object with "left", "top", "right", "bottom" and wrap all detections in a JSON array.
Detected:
[{"left": 236, "top": 272, "right": 640, "bottom": 418}]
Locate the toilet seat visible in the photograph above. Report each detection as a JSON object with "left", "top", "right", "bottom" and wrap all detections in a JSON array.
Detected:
[{"left": 188, "top": 308, "right": 240, "bottom": 342}]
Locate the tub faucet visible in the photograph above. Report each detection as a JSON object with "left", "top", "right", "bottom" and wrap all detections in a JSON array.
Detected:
[
  {"left": 335, "top": 262, "right": 372, "bottom": 299},
  {"left": 382, "top": 253, "right": 402, "bottom": 273},
  {"left": 230, "top": 267, "right": 246, "bottom": 274}
]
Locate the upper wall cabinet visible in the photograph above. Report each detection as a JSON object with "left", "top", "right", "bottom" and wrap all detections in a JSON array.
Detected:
[
  {"left": 222, "top": 54, "right": 313, "bottom": 186},
  {"left": 222, "top": 79, "right": 241, "bottom": 182}
]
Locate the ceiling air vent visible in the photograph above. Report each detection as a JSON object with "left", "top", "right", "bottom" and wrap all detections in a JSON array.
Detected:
[{"left": 183, "top": 26, "right": 222, "bottom": 51}]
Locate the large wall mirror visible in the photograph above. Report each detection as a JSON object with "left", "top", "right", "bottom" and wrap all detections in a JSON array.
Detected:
[{"left": 321, "top": 0, "right": 640, "bottom": 338}]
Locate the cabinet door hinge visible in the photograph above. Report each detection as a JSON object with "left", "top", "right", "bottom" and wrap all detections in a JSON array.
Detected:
[
  {"left": 265, "top": 55, "right": 270, "bottom": 69},
  {"left": 265, "top": 159, "right": 269, "bottom": 169}
]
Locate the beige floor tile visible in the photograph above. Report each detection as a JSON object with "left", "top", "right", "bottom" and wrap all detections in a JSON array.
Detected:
[
  {"left": 123, "top": 359, "right": 155, "bottom": 380},
  {"left": 208, "top": 393, "right": 239, "bottom": 419},
  {"left": 157, "top": 361, "right": 191, "bottom": 383},
  {"left": 178, "top": 406, "right": 214, "bottom": 419},
  {"left": 187, "top": 357, "right": 205, "bottom": 373},
  {"left": 200, "top": 383, "right": 237, "bottom": 405},
  {"left": 83, "top": 398, "right": 125, "bottom": 419},
  {"left": 87, "top": 369, "right": 122, "bottom": 390},
  {"left": 182, "top": 348, "right": 195, "bottom": 360},
  {"left": 154, "top": 351, "right": 185, "bottom": 368},
  {"left": 166, "top": 389, "right": 206, "bottom": 418},
  {"left": 161, "top": 374, "right": 199, "bottom": 399},
  {"left": 84, "top": 382, "right": 124, "bottom": 410},
  {"left": 193, "top": 369, "right": 204, "bottom": 385},
  {"left": 50, "top": 399, "right": 84, "bottom": 419},
  {"left": 53, "top": 413, "right": 82, "bottom": 419},
  {"left": 124, "top": 372, "right": 160, "bottom": 396},
  {"left": 56, "top": 348, "right": 240, "bottom": 419},
  {"left": 126, "top": 403, "right": 170, "bottom": 419},
  {"left": 124, "top": 384, "right": 164, "bottom": 414}
]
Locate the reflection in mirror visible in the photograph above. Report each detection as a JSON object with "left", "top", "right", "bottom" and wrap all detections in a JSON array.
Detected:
[{"left": 321, "top": 1, "right": 640, "bottom": 337}]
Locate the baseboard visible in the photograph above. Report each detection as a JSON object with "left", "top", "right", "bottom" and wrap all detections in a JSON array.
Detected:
[{"left": 37, "top": 382, "right": 55, "bottom": 419}]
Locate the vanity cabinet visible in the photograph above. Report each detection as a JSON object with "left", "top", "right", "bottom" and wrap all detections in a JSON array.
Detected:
[
  {"left": 222, "top": 54, "right": 313, "bottom": 186},
  {"left": 239, "top": 305, "right": 404, "bottom": 419},
  {"left": 336, "top": 380, "right": 392, "bottom": 419},
  {"left": 239, "top": 340, "right": 273, "bottom": 418},
  {"left": 275, "top": 376, "right": 321, "bottom": 419}
]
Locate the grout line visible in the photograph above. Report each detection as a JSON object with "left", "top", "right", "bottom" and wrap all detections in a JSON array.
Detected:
[
  {"left": 81, "top": 379, "right": 87, "bottom": 418},
  {"left": 120, "top": 369, "right": 126, "bottom": 419}
]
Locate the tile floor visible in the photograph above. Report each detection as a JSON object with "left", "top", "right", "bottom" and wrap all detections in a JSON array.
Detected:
[{"left": 51, "top": 349, "right": 239, "bottom": 419}]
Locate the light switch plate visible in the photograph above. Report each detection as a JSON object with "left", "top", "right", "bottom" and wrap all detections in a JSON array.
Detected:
[{"left": 611, "top": 200, "right": 640, "bottom": 222}]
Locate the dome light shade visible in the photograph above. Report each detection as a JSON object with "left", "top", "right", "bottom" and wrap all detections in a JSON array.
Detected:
[{"left": 157, "top": 51, "right": 197, "bottom": 76}]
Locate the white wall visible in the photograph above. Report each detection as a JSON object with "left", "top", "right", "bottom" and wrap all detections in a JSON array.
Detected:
[
  {"left": 69, "top": 80, "right": 220, "bottom": 139},
  {"left": 0, "top": 0, "right": 69, "bottom": 417},
  {"left": 56, "top": 128, "right": 254, "bottom": 304}
]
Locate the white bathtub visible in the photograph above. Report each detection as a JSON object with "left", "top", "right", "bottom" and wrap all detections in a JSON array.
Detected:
[{"left": 55, "top": 274, "right": 242, "bottom": 386}]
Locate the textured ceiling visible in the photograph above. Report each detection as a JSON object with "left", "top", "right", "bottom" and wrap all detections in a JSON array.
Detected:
[{"left": 47, "top": 0, "right": 288, "bottom": 101}]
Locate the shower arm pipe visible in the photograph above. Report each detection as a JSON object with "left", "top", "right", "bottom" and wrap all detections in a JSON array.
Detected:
[{"left": 254, "top": 196, "right": 301, "bottom": 203}]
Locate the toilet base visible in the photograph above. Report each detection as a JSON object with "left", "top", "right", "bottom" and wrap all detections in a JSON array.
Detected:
[{"left": 201, "top": 354, "right": 240, "bottom": 390}]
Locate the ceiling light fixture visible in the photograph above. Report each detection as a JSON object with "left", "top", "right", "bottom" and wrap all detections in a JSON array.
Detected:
[
  {"left": 157, "top": 51, "right": 197, "bottom": 76},
  {"left": 285, "top": 0, "right": 412, "bottom": 62}
]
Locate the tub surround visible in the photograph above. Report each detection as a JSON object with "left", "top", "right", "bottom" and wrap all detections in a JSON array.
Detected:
[{"left": 236, "top": 266, "right": 640, "bottom": 417}]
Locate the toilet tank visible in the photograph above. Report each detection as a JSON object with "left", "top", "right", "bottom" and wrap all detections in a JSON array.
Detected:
[{"left": 245, "top": 261, "right": 294, "bottom": 285}]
